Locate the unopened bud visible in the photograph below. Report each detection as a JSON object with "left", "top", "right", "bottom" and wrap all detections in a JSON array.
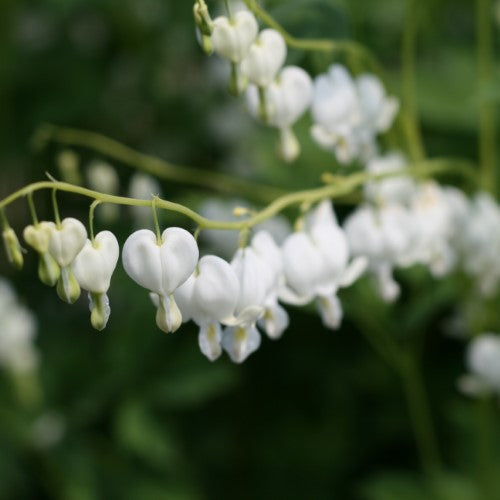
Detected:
[
  {"left": 56, "top": 267, "right": 81, "bottom": 304},
  {"left": 193, "top": 1, "right": 213, "bottom": 36},
  {"left": 2, "top": 227, "right": 24, "bottom": 270}
]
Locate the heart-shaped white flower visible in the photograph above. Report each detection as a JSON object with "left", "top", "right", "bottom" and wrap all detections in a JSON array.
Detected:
[
  {"left": 46, "top": 218, "right": 87, "bottom": 303},
  {"left": 241, "top": 29, "right": 287, "bottom": 87},
  {"left": 211, "top": 11, "right": 258, "bottom": 63},
  {"left": 175, "top": 255, "right": 240, "bottom": 361},
  {"left": 73, "top": 231, "right": 119, "bottom": 294},
  {"left": 122, "top": 227, "right": 199, "bottom": 333},
  {"left": 48, "top": 218, "right": 87, "bottom": 268}
]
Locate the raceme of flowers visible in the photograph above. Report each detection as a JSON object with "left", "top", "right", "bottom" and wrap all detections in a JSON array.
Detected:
[{"left": 196, "top": 2, "right": 398, "bottom": 164}]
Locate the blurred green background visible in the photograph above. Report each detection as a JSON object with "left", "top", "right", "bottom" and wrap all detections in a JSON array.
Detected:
[{"left": 0, "top": 0, "right": 498, "bottom": 499}]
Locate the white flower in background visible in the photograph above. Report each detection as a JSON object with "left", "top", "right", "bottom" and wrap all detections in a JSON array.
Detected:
[
  {"left": 344, "top": 203, "right": 414, "bottom": 302},
  {"left": 363, "top": 152, "right": 416, "bottom": 205},
  {"left": 281, "top": 200, "right": 366, "bottom": 329},
  {"left": 128, "top": 173, "right": 162, "bottom": 228},
  {"left": 86, "top": 160, "right": 120, "bottom": 222},
  {"left": 23, "top": 222, "right": 61, "bottom": 286},
  {"left": 356, "top": 74, "right": 399, "bottom": 136},
  {"left": 211, "top": 10, "right": 258, "bottom": 63},
  {"left": 461, "top": 193, "right": 500, "bottom": 296},
  {"left": 72, "top": 231, "right": 120, "bottom": 331},
  {"left": 247, "top": 66, "right": 313, "bottom": 162},
  {"left": 251, "top": 230, "right": 289, "bottom": 339},
  {"left": 459, "top": 333, "right": 500, "bottom": 397},
  {"left": 403, "top": 181, "right": 459, "bottom": 277},
  {"left": 311, "top": 65, "right": 398, "bottom": 164},
  {"left": 222, "top": 246, "right": 268, "bottom": 363},
  {"left": 175, "top": 255, "right": 239, "bottom": 361},
  {"left": 241, "top": 29, "right": 287, "bottom": 87},
  {"left": 47, "top": 218, "right": 87, "bottom": 304},
  {"left": 310, "top": 65, "right": 362, "bottom": 164},
  {"left": 0, "top": 278, "right": 38, "bottom": 374},
  {"left": 198, "top": 198, "right": 291, "bottom": 259},
  {"left": 122, "top": 228, "right": 199, "bottom": 333}
]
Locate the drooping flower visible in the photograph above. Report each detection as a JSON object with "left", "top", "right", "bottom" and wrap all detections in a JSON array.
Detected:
[
  {"left": 122, "top": 228, "right": 199, "bottom": 333},
  {"left": 310, "top": 65, "right": 398, "bottom": 164},
  {"left": 250, "top": 230, "right": 289, "bottom": 339},
  {"left": 221, "top": 246, "right": 268, "bottom": 363},
  {"left": 23, "top": 222, "right": 61, "bottom": 286},
  {"left": 72, "top": 230, "right": 120, "bottom": 331},
  {"left": 47, "top": 218, "right": 88, "bottom": 304},
  {"left": 211, "top": 10, "right": 258, "bottom": 63},
  {"left": 2, "top": 226, "right": 24, "bottom": 270},
  {"left": 175, "top": 255, "right": 239, "bottom": 361},
  {"left": 86, "top": 161, "right": 120, "bottom": 222},
  {"left": 344, "top": 203, "right": 414, "bottom": 302},
  {"left": 246, "top": 66, "right": 313, "bottom": 161},
  {"left": 240, "top": 29, "right": 287, "bottom": 88},
  {"left": 281, "top": 200, "right": 366, "bottom": 329}
]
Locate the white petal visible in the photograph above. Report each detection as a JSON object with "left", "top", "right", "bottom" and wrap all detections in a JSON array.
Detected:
[
  {"left": 222, "top": 325, "right": 261, "bottom": 363},
  {"left": 173, "top": 275, "right": 195, "bottom": 323},
  {"left": 48, "top": 218, "right": 87, "bottom": 267},
  {"left": 193, "top": 255, "right": 239, "bottom": 323},
  {"left": 258, "top": 302, "right": 289, "bottom": 339},
  {"left": 316, "top": 294, "right": 343, "bottom": 329},
  {"left": 338, "top": 256, "right": 368, "bottom": 288},
  {"left": 155, "top": 294, "right": 182, "bottom": 333},
  {"left": 73, "top": 231, "right": 119, "bottom": 293},
  {"left": 198, "top": 322, "right": 223, "bottom": 361}
]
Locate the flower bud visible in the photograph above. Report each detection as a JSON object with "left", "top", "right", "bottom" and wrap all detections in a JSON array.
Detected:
[
  {"left": 2, "top": 227, "right": 24, "bottom": 270},
  {"left": 155, "top": 294, "right": 182, "bottom": 333},
  {"left": 23, "top": 222, "right": 54, "bottom": 254}
]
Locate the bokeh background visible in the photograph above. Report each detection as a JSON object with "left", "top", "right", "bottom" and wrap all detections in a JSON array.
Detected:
[{"left": 0, "top": 0, "right": 498, "bottom": 499}]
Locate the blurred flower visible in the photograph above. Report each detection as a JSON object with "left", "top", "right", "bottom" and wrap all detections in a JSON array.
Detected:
[
  {"left": 459, "top": 333, "right": 500, "bottom": 397},
  {"left": 0, "top": 278, "right": 38, "bottom": 374},
  {"left": 86, "top": 161, "right": 120, "bottom": 222}
]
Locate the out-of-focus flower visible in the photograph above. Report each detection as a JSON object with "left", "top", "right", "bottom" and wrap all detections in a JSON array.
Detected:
[
  {"left": 0, "top": 278, "right": 38, "bottom": 374},
  {"left": 128, "top": 173, "right": 162, "bottom": 228}
]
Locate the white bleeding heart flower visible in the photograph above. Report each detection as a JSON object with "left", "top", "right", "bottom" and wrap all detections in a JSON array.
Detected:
[
  {"left": 23, "top": 222, "right": 61, "bottom": 287},
  {"left": 281, "top": 200, "right": 366, "bottom": 329},
  {"left": 72, "top": 231, "right": 120, "bottom": 331},
  {"left": 211, "top": 10, "right": 259, "bottom": 63},
  {"left": 47, "top": 218, "right": 87, "bottom": 304},
  {"left": 175, "top": 255, "right": 240, "bottom": 361},
  {"left": 222, "top": 247, "right": 267, "bottom": 363},
  {"left": 344, "top": 203, "right": 414, "bottom": 302},
  {"left": 356, "top": 74, "right": 399, "bottom": 133},
  {"left": 241, "top": 29, "right": 287, "bottom": 88},
  {"left": 122, "top": 227, "right": 199, "bottom": 333},
  {"left": 246, "top": 66, "right": 313, "bottom": 161},
  {"left": 250, "top": 231, "right": 289, "bottom": 339}
]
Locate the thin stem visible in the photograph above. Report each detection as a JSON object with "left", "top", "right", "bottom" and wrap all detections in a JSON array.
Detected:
[
  {"left": 89, "top": 200, "right": 101, "bottom": 242},
  {"left": 33, "top": 124, "right": 287, "bottom": 204},
  {"left": 399, "top": 355, "right": 442, "bottom": 479},
  {"left": 476, "top": 0, "right": 497, "bottom": 194},
  {"left": 27, "top": 193, "right": 39, "bottom": 225},
  {"left": 51, "top": 189, "right": 61, "bottom": 227},
  {"left": 224, "top": 0, "right": 232, "bottom": 18},
  {"left": 401, "top": 0, "right": 425, "bottom": 162},
  {"left": 0, "top": 157, "right": 477, "bottom": 232},
  {"left": 151, "top": 196, "right": 162, "bottom": 243}
]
